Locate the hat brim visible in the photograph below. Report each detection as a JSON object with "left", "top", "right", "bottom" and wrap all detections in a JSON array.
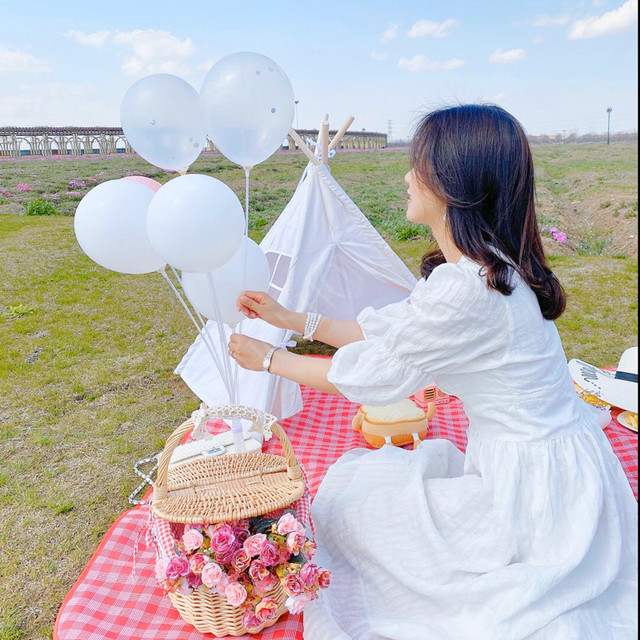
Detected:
[{"left": 569, "top": 359, "right": 638, "bottom": 413}]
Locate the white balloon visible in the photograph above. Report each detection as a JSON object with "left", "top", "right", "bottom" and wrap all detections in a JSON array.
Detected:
[
  {"left": 74, "top": 180, "right": 165, "bottom": 274},
  {"left": 147, "top": 174, "right": 244, "bottom": 273},
  {"left": 200, "top": 52, "right": 294, "bottom": 168},
  {"left": 121, "top": 74, "right": 206, "bottom": 172},
  {"left": 181, "top": 238, "right": 271, "bottom": 326}
]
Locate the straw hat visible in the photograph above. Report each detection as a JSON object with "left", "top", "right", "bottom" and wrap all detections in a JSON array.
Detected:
[{"left": 568, "top": 347, "right": 638, "bottom": 413}]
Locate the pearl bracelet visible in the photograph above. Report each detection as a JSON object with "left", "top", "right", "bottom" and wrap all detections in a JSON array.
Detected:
[{"left": 303, "top": 312, "right": 322, "bottom": 341}]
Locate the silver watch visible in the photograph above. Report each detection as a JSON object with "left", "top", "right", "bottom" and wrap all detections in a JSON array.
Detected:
[{"left": 261, "top": 346, "right": 281, "bottom": 372}]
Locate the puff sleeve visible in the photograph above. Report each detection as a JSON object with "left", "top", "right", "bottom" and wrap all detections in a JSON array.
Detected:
[{"left": 327, "top": 261, "right": 511, "bottom": 405}]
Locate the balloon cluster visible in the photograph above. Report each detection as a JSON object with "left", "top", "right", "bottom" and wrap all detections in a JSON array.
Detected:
[{"left": 74, "top": 52, "right": 293, "bottom": 328}]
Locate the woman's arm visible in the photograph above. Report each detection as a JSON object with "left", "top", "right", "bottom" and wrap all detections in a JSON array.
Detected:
[
  {"left": 237, "top": 291, "right": 363, "bottom": 348},
  {"left": 228, "top": 334, "right": 340, "bottom": 394}
]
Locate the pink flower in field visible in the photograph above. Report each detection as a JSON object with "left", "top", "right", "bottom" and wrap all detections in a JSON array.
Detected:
[
  {"left": 182, "top": 528, "right": 204, "bottom": 551},
  {"left": 300, "top": 563, "right": 319, "bottom": 588},
  {"left": 65, "top": 191, "right": 81, "bottom": 196},
  {"left": 17, "top": 183, "right": 32, "bottom": 191},
  {"left": 68, "top": 180, "right": 86, "bottom": 188},
  {"left": 282, "top": 573, "right": 305, "bottom": 597},
  {"left": 285, "top": 594, "right": 310, "bottom": 615},
  {"left": 201, "top": 561, "right": 224, "bottom": 589},
  {"left": 11, "top": 169, "right": 24, "bottom": 174},
  {"left": 86, "top": 177, "right": 98, "bottom": 183},
  {"left": 552, "top": 230, "right": 567, "bottom": 244},
  {"left": 166, "top": 556, "right": 190, "bottom": 580},
  {"left": 286, "top": 532, "right": 306, "bottom": 555},
  {"left": 549, "top": 226, "right": 558, "bottom": 234},
  {"left": 259, "top": 541, "right": 280, "bottom": 567},
  {"left": 243, "top": 533, "right": 267, "bottom": 557},
  {"left": 255, "top": 598, "right": 280, "bottom": 622},
  {"left": 224, "top": 581, "right": 247, "bottom": 607},
  {"left": 277, "top": 513, "right": 305, "bottom": 536},
  {"left": 0, "top": 190, "right": 13, "bottom": 197}
]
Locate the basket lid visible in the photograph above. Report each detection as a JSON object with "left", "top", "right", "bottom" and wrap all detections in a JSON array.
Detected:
[{"left": 151, "top": 408, "right": 305, "bottom": 524}]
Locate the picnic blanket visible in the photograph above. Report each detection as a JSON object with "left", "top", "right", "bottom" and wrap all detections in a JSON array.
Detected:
[{"left": 54, "top": 386, "right": 638, "bottom": 640}]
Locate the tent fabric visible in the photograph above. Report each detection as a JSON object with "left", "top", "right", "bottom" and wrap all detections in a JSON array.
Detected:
[{"left": 175, "top": 162, "right": 417, "bottom": 418}]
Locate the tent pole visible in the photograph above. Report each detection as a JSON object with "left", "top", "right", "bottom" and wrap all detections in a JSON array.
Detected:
[
  {"left": 289, "top": 128, "right": 320, "bottom": 165},
  {"left": 321, "top": 116, "right": 329, "bottom": 164},
  {"left": 329, "top": 115, "right": 355, "bottom": 151}
]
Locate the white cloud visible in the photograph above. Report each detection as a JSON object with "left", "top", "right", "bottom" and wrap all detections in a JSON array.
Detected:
[
  {"left": 492, "top": 93, "right": 507, "bottom": 102},
  {"left": 531, "top": 14, "right": 570, "bottom": 27},
  {"left": 398, "top": 55, "right": 465, "bottom": 72},
  {"left": 408, "top": 18, "right": 459, "bottom": 38},
  {"left": 111, "top": 29, "right": 196, "bottom": 76},
  {"left": 489, "top": 48, "right": 526, "bottom": 63},
  {"left": 0, "top": 45, "right": 52, "bottom": 73},
  {"left": 66, "top": 30, "right": 112, "bottom": 48},
  {"left": 567, "top": 0, "right": 637, "bottom": 39},
  {"left": 441, "top": 58, "right": 466, "bottom": 70},
  {"left": 380, "top": 23, "right": 398, "bottom": 44},
  {"left": 371, "top": 51, "right": 388, "bottom": 61}
]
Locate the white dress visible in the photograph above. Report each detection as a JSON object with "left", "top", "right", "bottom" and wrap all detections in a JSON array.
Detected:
[{"left": 304, "top": 257, "right": 638, "bottom": 640}]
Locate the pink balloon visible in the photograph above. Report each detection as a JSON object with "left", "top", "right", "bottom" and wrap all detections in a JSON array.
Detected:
[{"left": 123, "top": 176, "right": 162, "bottom": 192}]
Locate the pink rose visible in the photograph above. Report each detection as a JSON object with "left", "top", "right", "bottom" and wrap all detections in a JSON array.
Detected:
[
  {"left": 248, "top": 560, "right": 270, "bottom": 584},
  {"left": 285, "top": 594, "right": 309, "bottom": 615},
  {"left": 189, "top": 553, "right": 208, "bottom": 574},
  {"left": 231, "top": 521, "right": 250, "bottom": 544},
  {"left": 225, "top": 581, "right": 248, "bottom": 607},
  {"left": 283, "top": 573, "right": 304, "bottom": 597},
  {"left": 155, "top": 556, "right": 170, "bottom": 584},
  {"left": 318, "top": 570, "right": 331, "bottom": 589},
  {"left": 210, "top": 524, "right": 238, "bottom": 561},
  {"left": 255, "top": 597, "right": 279, "bottom": 621},
  {"left": 242, "top": 610, "right": 262, "bottom": 629},
  {"left": 254, "top": 573, "right": 279, "bottom": 594},
  {"left": 176, "top": 577, "right": 192, "bottom": 595},
  {"left": 302, "top": 539, "right": 317, "bottom": 559},
  {"left": 243, "top": 533, "right": 267, "bottom": 557},
  {"left": 182, "top": 528, "right": 204, "bottom": 551},
  {"left": 300, "top": 563, "right": 319, "bottom": 588},
  {"left": 277, "top": 513, "right": 304, "bottom": 536},
  {"left": 259, "top": 541, "right": 280, "bottom": 567},
  {"left": 286, "top": 532, "right": 306, "bottom": 555},
  {"left": 201, "top": 561, "right": 224, "bottom": 589},
  {"left": 216, "top": 572, "right": 231, "bottom": 592},
  {"left": 186, "top": 571, "right": 202, "bottom": 589},
  {"left": 166, "top": 556, "right": 190, "bottom": 580},
  {"left": 232, "top": 548, "right": 251, "bottom": 572}
]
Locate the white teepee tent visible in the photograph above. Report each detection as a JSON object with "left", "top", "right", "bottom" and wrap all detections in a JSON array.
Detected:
[{"left": 175, "top": 118, "right": 417, "bottom": 419}]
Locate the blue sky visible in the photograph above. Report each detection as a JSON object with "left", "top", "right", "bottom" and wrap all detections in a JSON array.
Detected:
[{"left": 0, "top": 0, "right": 637, "bottom": 138}]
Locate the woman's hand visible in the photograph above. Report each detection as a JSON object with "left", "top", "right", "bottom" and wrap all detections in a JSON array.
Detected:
[
  {"left": 228, "top": 334, "right": 273, "bottom": 371},
  {"left": 236, "top": 290, "right": 293, "bottom": 329}
]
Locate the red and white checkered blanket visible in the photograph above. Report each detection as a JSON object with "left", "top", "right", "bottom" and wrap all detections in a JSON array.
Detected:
[{"left": 54, "top": 387, "right": 638, "bottom": 640}]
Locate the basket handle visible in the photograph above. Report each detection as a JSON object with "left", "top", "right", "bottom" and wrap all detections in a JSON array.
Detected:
[{"left": 153, "top": 405, "right": 302, "bottom": 501}]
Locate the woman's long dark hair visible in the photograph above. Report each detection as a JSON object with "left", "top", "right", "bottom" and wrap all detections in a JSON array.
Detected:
[{"left": 411, "top": 104, "right": 566, "bottom": 320}]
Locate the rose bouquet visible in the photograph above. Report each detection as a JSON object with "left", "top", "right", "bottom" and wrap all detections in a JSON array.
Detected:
[{"left": 156, "top": 510, "right": 330, "bottom": 630}]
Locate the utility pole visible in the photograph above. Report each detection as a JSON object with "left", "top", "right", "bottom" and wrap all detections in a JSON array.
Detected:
[
  {"left": 387, "top": 119, "right": 393, "bottom": 142},
  {"left": 606, "top": 107, "right": 612, "bottom": 145}
]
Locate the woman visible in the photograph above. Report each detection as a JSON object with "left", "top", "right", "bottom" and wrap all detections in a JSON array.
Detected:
[{"left": 229, "top": 105, "right": 637, "bottom": 639}]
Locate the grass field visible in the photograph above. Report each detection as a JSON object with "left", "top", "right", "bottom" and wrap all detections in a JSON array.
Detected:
[{"left": 0, "top": 145, "right": 637, "bottom": 639}]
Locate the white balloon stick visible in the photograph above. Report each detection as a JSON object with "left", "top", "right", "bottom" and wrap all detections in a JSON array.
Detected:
[{"left": 160, "top": 269, "right": 232, "bottom": 398}]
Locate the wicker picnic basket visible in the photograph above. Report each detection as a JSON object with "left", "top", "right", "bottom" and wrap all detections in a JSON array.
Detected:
[{"left": 151, "top": 405, "right": 306, "bottom": 636}]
